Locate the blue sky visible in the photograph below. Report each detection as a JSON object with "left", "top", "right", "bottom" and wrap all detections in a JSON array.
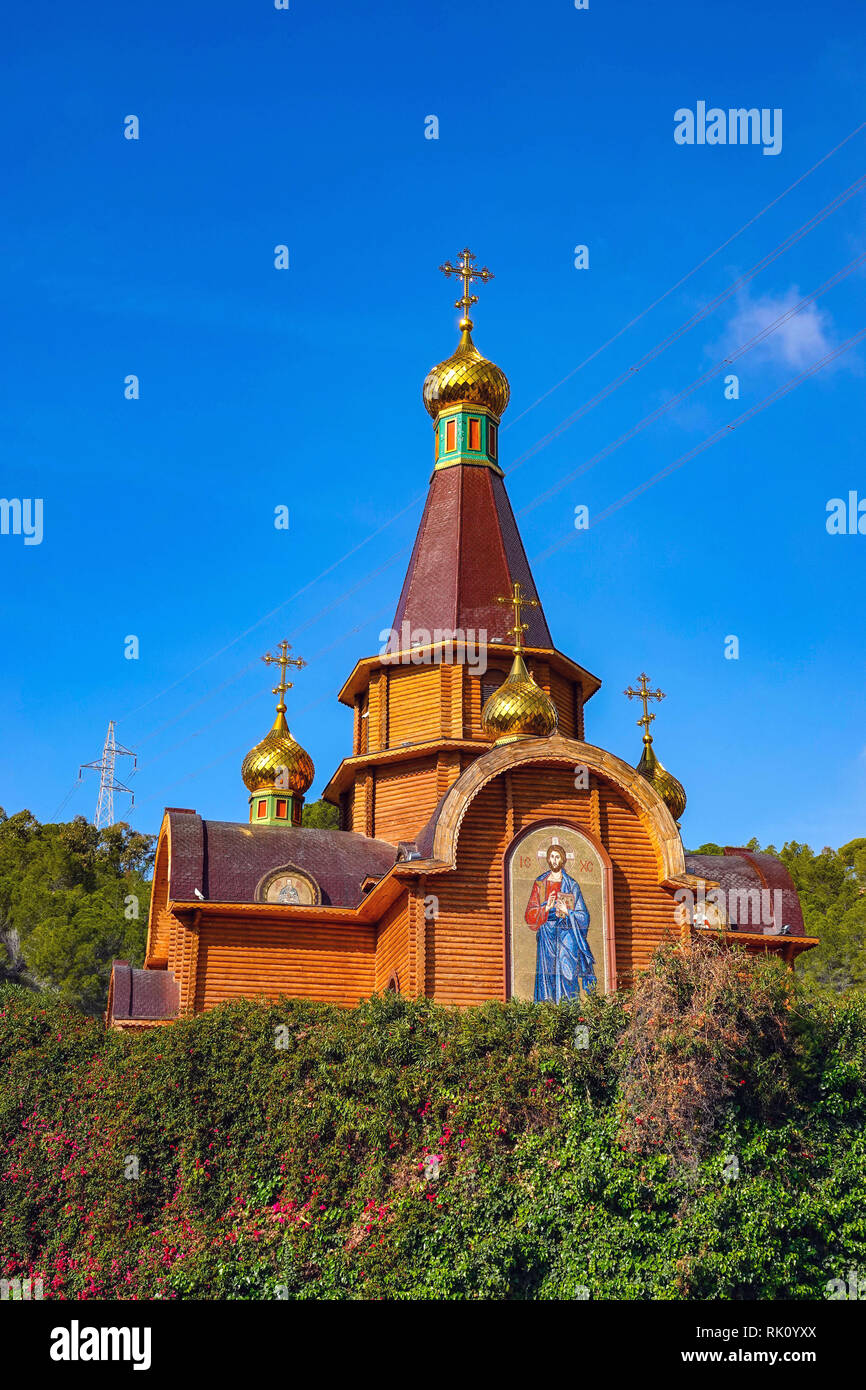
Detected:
[{"left": 1, "top": 0, "right": 864, "bottom": 852}]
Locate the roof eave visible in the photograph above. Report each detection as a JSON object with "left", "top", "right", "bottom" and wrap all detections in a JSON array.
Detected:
[{"left": 336, "top": 644, "right": 602, "bottom": 707}]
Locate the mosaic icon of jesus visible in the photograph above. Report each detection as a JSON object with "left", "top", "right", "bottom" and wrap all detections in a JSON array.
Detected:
[{"left": 524, "top": 843, "right": 597, "bottom": 1001}]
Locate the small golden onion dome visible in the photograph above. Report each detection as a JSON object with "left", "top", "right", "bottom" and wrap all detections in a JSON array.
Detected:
[
  {"left": 423, "top": 321, "right": 510, "bottom": 421},
  {"left": 637, "top": 739, "right": 687, "bottom": 824},
  {"left": 481, "top": 651, "right": 558, "bottom": 744},
  {"left": 241, "top": 712, "right": 315, "bottom": 795}
]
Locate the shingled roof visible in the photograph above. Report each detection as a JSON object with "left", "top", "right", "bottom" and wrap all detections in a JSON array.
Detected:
[
  {"left": 684, "top": 848, "right": 805, "bottom": 935},
  {"left": 108, "top": 961, "right": 179, "bottom": 1023},
  {"left": 387, "top": 464, "right": 553, "bottom": 652},
  {"left": 164, "top": 812, "right": 398, "bottom": 908}
]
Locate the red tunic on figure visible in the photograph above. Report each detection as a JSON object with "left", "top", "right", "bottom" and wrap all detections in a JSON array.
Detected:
[{"left": 525, "top": 875, "right": 567, "bottom": 929}]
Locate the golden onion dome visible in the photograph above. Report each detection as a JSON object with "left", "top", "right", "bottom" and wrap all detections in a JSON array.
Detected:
[
  {"left": 241, "top": 712, "right": 315, "bottom": 795},
  {"left": 423, "top": 321, "right": 510, "bottom": 421},
  {"left": 481, "top": 651, "right": 558, "bottom": 744},
  {"left": 637, "top": 739, "right": 687, "bottom": 824}
]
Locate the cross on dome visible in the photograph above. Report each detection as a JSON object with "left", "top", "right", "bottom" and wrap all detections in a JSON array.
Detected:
[
  {"left": 438, "top": 247, "right": 494, "bottom": 329},
  {"left": 496, "top": 580, "right": 540, "bottom": 654},
  {"left": 624, "top": 672, "right": 666, "bottom": 743},
  {"left": 262, "top": 641, "right": 306, "bottom": 716}
]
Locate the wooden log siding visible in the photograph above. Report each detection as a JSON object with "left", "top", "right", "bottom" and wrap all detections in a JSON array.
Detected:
[
  {"left": 367, "top": 670, "right": 385, "bottom": 753},
  {"left": 386, "top": 663, "right": 442, "bottom": 747},
  {"left": 144, "top": 830, "right": 173, "bottom": 965},
  {"left": 353, "top": 696, "right": 365, "bottom": 757},
  {"left": 409, "top": 880, "right": 427, "bottom": 997},
  {"left": 175, "top": 915, "right": 201, "bottom": 1014},
  {"left": 145, "top": 824, "right": 192, "bottom": 992},
  {"left": 436, "top": 749, "right": 463, "bottom": 802},
  {"left": 192, "top": 917, "right": 376, "bottom": 1011},
  {"left": 371, "top": 758, "right": 440, "bottom": 843},
  {"left": 426, "top": 764, "right": 679, "bottom": 1003},
  {"left": 463, "top": 669, "right": 483, "bottom": 739},
  {"left": 446, "top": 664, "right": 464, "bottom": 739},
  {"left": 374, "top": 891, "right": 411, "bottom": 992},
  {"left": 549, "top": 669, "right": 578, "bottom": 739}
]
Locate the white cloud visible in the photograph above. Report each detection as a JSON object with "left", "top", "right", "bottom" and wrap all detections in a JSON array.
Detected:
[{"left": 711, "top": 286, "right": 836, "bottom": 371}]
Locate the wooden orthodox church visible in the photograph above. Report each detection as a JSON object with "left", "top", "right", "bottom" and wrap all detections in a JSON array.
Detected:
[{"left": 108, "top": 250, "right": 817, "bottom": 1029}]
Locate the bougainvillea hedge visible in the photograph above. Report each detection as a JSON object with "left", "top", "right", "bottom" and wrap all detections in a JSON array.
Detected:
[{"left": 2, "top": 943, "right": 865, "bottom": 1300}]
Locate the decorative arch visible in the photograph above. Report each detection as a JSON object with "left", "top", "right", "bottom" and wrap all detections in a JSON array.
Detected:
[
  {"left": 430, "top": 734, "right": 689, "bottom": 887},
  {"left": 144, "top": 816, "right": 173, "bottom": 966}
]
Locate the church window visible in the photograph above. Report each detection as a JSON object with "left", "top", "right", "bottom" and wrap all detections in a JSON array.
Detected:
[
  {"left": 468, "top": 417, "right": 481, "bottom": 450},
  {"left": 445, "top": 419, "right": 456, "bottom": 451},
  {"left": 481, "top": 668, "right": 508, "bottom": 707},
  {"left": 292, "top": 802, "right": 302, "bottom": 825},
  {"left": 488, "top": 422, "right": 497, "bottom": 458},
  {"left": 434, "top": 427, "right": 439, "bottom": 460},
  {"left": 256, "top": 800, "right": 267, "bottom": 819},
  {"left": 276, "top": 799, "right": 288, "bottom": 818}
]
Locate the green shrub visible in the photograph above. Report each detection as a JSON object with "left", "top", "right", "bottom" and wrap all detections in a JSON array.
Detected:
[{"left": 1, "top": 943, "right": 865, "bottom": 1300}]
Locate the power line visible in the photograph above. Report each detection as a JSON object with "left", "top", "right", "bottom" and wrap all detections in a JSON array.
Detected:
[
  {"left": 101, "top": 250, "right": 865, "bottom": 816},
  {"left": 116, "top": 506, "right": 421, "bottom": 727},
  {"left": 509, "top": 172, "right": 866, "bottom": 475},
  {"left": 127, "top": 606, "right": 394, "bottom": 805},
  {"left": 114, "top": 132, "right": 866, "bottom": 748},
  {"left": 133, "top": 660, "right": 260, "bottom": 751},
  {"left": 504, "top": 118, "right": 866, "bottom": 431},
  {"left": 132, "top": 690, "right": 335, "bottom": 808},
  {"left": 135, "top": 327, "right": 864, "bottom": 813},
  {"left": 531, "top": 326, "right": 866, "bottom": 565},
  {"left": 50, "top": 782, "right": 82, "bottom": 821},
  {"left": 519, "top": 250, "right": 866, "bottom": 519}
]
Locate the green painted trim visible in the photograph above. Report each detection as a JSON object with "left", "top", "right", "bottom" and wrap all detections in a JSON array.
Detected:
[
  {"left": 433, "top": 405, "right": 502, "bottom": 475},
  {"left": 248, "top": 789, "right": 305, "bottom": 827}
]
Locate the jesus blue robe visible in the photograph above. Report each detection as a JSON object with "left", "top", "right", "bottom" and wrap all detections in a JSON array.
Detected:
[{"left": 524, "top": 869, "right": 596, "bottom": 1002}]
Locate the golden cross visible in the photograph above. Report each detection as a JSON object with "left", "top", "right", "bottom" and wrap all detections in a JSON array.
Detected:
[
  {"left": 439, "top": 247, "right": 494, "bottom": 326},
  {"left": 624, "top": 672, "right": 666, "bottom": 738},
  {"left": 496, "top": 580, "right": 539, "bottom": 652},
  {"left": 262, "top": 640, "right": 306, "bottom": 715}
]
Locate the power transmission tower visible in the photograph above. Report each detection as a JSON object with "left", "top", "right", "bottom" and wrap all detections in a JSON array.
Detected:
[{"left": 79, "top": 721, "right": 137, "bottom": 829}]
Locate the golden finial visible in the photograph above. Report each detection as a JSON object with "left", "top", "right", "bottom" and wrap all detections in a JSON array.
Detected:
[
  {"left": 242, "top": 641, "right": 314, "bottom": 810},
  {"left": 496, "top": 580, "right": 539, "bottom": 654},
  {"left": 482, "top": 578, "right": 557, "bottom": 744},
  {"left": 423, "top": 247, "right": 509, "bottom": 423},
  {"left": 439, "top": 247, "right": 494, "bottom": 330},
  {"left": 625, "top": 673, "right": 686, "bottom": 824},
  {"left": 624, "top": 672, "right": 666, "bottom": 745},
  {"left": 262, "top": 640, "right": 306, "bottom": 717}
]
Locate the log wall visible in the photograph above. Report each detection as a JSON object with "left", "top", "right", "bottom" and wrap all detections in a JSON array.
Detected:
[
  {"left": 426, "top": 763, "right": 677, "bottom": 1003},
  {"left": 387, "top": 664, "right": 441, "bottom": 746},
  {"left": 371, "top": 758, "right": 440, "bottom": 842},
  {"left": 192, "top": 917, "right": 376, "bottom": 1011},
  {"left": 144, "top": 829, "right": 173, "bottom": 964},
  {"left": 374, "top": 891, "right": 411, "bottom": 992}
]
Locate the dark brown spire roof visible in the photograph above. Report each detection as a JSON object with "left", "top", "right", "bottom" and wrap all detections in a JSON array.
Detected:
[{"left": 388, "top": 464, "right": 552, "bottom": 652}]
